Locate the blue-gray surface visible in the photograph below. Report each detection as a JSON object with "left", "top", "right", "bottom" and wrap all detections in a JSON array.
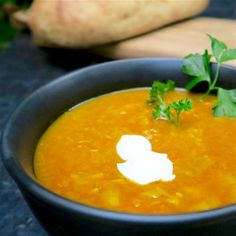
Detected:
[
  {"left": 0, "top": 35, "right": 106, "bottom": 235},
  {"left": 0, "top": 1, "right": 235, "bottom": 235},
  {"left": 0, "top": 37, "right": 62, "bottom": 236}
]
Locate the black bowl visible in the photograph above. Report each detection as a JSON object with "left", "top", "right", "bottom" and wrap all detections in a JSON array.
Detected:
[{"left": 2, "top": 58, "right": 236, "bottom": 236}]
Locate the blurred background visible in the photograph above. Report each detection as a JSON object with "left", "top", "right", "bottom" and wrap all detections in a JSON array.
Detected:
[{"left": 0, "top": 0, "right": 235, "bottom": 235}]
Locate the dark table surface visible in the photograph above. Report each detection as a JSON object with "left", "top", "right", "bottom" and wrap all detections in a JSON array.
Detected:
[{"left": 0, "top": 1, "right": 235, "bottom": 235}]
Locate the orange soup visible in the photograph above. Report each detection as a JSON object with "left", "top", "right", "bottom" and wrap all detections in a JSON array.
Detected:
[{"left": 34, "top": 89, "right": 236, "bottom": 214}]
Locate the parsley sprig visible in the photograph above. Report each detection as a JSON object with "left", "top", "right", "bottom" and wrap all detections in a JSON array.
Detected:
[
  {"left": 147, "top": 34, "right": 236, "bottom": 125},
  {"left": 169, "top": 99, "right": 192, "bottom": 125},
  {"left": 147, "top": 80, "right": 192, "bottom": 126},
  {"left": 182, "top": 34, "right": 236, "bottom": 118}
]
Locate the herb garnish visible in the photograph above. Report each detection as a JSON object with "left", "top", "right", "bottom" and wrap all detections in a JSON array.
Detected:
[
  {"left": 182, "top": 34, "right": 236, "bottom": 117},
  {"left": 147, "top": 80, "right": 192, "bottom": 126},
  {"left": 169, "top": 99, "right": 192, "bottom": 125},
  {"left": 148, "top": 34, "right": 236, "bottom": 125}
]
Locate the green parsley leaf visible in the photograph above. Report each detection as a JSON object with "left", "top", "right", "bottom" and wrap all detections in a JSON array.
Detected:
[
  {"left": 182, "top": 34, "right": 236, "bottom": 119},
  {"left": 147, "top": 80, "right": 175, "bottom": 104},
  {"left": 148, "top": 81, "right": 192, "bottom": 125},
  {"left": 182, "top": 50, "right": 211, "bottom": 90},
  {"left": 220, "top": 49, "right": 236, "bottom": 63},
  {"left": 152, "top": 104, "right": 172, "bottom": 121},
  {"left": 213, "top": 88, "right": 236, "bottom": 118},
  {"left": 169, "top": 99, "right": 192, "bottom": 113},
  {"left": 169, "top": 99, "right": 192, "bottom": 125},
  {"left": 207, "top": 34, "right": 227, "bottom": 62}
]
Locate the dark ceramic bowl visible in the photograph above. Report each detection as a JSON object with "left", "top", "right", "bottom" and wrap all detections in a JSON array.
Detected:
[{"left": 2, "top": 58, "right": 236, "bottom": 236}]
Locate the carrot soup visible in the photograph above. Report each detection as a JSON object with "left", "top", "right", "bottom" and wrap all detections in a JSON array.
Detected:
[{"left": 34, "top": 89, "right": 236, "bottom": 214}]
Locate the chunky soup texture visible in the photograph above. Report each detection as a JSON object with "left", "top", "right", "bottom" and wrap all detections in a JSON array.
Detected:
[{"left": 34, "top": 89, "right": 236, "bottom": 214}]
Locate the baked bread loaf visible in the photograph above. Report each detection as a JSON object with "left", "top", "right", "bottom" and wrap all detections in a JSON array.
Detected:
[{"left": 21, "top": 0, "right": 209, "bottom": 48}]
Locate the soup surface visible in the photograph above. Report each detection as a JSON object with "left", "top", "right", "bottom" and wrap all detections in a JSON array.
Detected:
[{"left": 34, "top": 89, "right": 236, "bottom": 214}]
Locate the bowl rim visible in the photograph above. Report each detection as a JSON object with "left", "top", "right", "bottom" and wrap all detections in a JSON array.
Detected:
[{"left": 2, "top": 58, "right": 236, "bottom": 226}]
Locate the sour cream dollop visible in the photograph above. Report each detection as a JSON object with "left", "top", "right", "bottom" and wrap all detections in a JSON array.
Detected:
[{"left": 116, "top": 135, "right": 175, "bottom": 185}]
